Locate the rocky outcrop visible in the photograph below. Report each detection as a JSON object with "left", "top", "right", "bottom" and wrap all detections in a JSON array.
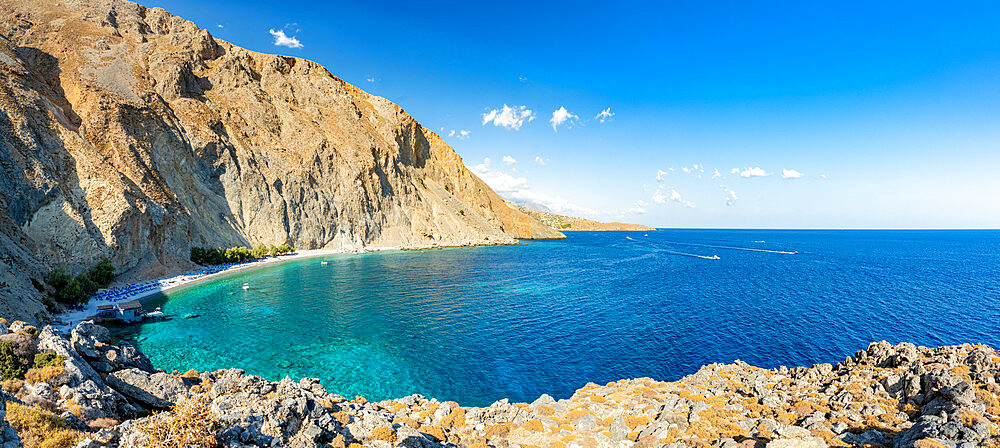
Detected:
[
  {"left": 8, "top": 321, "right": 1000, "bottom": 448},
  {"left": 0, "top": 0, "right": 562, "bottom": 323},
  {"left": 516, "top": 205, "right": 656, "bottom": 232}
]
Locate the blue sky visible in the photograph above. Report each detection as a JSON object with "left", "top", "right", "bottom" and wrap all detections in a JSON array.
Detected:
[{"left": 147, "top": 0, "right": 1000, "bottom": 228}]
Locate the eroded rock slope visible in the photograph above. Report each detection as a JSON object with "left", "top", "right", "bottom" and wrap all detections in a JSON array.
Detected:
[
  {"left": 0, "top": 0, "right": 562, "bottom": 322},
  {"left": 6, "top": 319, "right": 1000, "bottom": 448}
]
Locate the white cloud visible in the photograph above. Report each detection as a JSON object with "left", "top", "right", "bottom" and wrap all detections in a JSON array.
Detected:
[
  {"left": 502, "top": 155, "right": 517, "bottom": 165},
  {"left": 549, "top": 106, "right": 579, "bottom": 132},
  {"left": 652, "top": 185, "right": 694, "bottom": 208},
  {"left": 595, "top": 108, "right": 615, "bottom": 123},
  {"left": 366, "top": 77, "right": 376, "bottom": 83},
  {"left": 738, "top": 167, "right": 772, "bottom": 178},
  {"left": 712, "top": 168, "right": 723, "bottom": 179},
  {"left": 217, "top": 24, "right": 224, "bottom": 29},
  {"left": 629, "top": 200, "right": 648, "bottom": 214},
  {"left": 721, "top": 186, "right": 738, "bottom": 206},
  {"left": 781, "top": 169, "right": 804, "bottom": 179},
  {"left": 269, "top": 29, "right": 303, "bottom": 48},
  {"left": 534, "top": 156, "right": 547, "bottom": 166},
  {"left": 730, "top": 168, "right": 740, "bottom": 174},
  {"left": 470, "top": 158, "right": 594, "bottom": 216},
  {"left": 819, "top": 174, "right": 828, "bottom": 179},
  {"left": 518, "top": 75, "right": 528, "bottom": 82},
  {"left": 482, "top": 105, "right": 535, "bottom": 130},
  {"left": 681, "top": 166, "right": 691, "bottom": 174},
  {"left": 656, "top": 170, "right": 669, "bottom": 181}
]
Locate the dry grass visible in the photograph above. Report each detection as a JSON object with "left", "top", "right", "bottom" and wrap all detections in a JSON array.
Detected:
[
  {"left": 130, "top": 395, "right": 220, "bottom": 447},
  {"left": 25, "top": 364, "right": 63, "bottom": 385},
  {"left": 5, "top": 401, "right": 87, "bottom": 448}
]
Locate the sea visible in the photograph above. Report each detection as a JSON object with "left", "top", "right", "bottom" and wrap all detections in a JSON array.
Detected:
[{"left": 112, "top": 230, "right": 1000, "bottom": 406}]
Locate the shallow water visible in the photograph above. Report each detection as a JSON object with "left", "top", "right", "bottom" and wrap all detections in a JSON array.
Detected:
[{"left": 115, "top": 230, "right": 1000, "bottom": 406}]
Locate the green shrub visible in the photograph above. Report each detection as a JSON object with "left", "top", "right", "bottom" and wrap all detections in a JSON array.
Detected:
[
  {"left": 88, "top": 257, "right": 116, "bottom": 286},
  {"left": 45, "top": 268, "right": 70, "bottom": 290},
  {"left": 33, "top": 351, "right": 65, "bottom": 369},
  {"left": 30, "top": 278, "right": 45, "bottom": 293},
  {"left": 74, "top": 274, "right": 98, "bottom": 295},
  {"left": 0, "top": 341, "right": 29, "bottom": 380}
]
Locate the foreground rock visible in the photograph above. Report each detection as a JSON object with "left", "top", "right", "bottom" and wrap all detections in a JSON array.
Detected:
[{"left": 6, "top": 320, "right": 1000, "bottom": 448}]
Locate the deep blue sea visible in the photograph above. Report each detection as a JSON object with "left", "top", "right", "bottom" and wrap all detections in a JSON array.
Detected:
[{"left": 115, "top": 230, "right": 1000, "bottom": 406}]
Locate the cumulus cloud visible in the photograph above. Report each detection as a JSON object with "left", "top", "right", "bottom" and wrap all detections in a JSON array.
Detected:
[
  {"left": 681, "top": 166, "right": 691, "bottom": 174},
  {"left": 629, "top": 199, "right": 648, "bottom": 214},
  {"left": 595, "top": 108, "right": 615, "bottom": 123},
  {"left": 534, "top": 156, "right": 547, "bottom": 166},
  {"left": 269, "top": 29, "right": 303, "bottom": 48},
  {"left": 781, "top": 169, "right": 804, "bottom": 179},
  {"left": 470, "top": 158, "right": 593, "bottom": 215},
  {"left": 730, "top": 168, "right": 740, "bottom": 174},
  {"left": 366, "top": 77, "right": 376, "bottom": 83},
  {"left": 447, "top": 130, "right": 470, "bottom": 140},
  {"left": 720, "top": 186, "right": 738, "bottom": 206},
  {"left": 217, "top": 24, "right": 224, "bottom": 29},
  {"left": 652, "top": 186, "right": 694, "bottom": 208},
  {"left": 738, "top": 167, "right": 772, "bottom": 178},
  {"left": 712, "top": 168, "right": 723, "bottom": 179},
  {"left": 502, "top": 155, "right": 517, "bottom": 165},
  {"left": 656, "top": 170, "right": 669, "bottom": 181},
  {"left": 549, "top": 106, "right": 579, "bottom": 131},
  {"left": 819, "top": 174, "right": 828, "bottom": 179},
  {"left": 482, "top": 105, "right": 535, "bottom": 130}
]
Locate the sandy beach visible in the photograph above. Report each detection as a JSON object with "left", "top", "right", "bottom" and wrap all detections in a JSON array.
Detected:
[{"left": 53, "top": 247, "right": 366, "bottom": 331}]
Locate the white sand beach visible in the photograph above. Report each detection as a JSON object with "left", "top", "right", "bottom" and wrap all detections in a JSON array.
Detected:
[{"left": 53, "top": 247, "right": 370, "bottom": 331}]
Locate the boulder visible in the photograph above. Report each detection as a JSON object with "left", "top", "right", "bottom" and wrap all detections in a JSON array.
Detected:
[
  {"left": 106, "top": 368, "right": 188, "bottom": 408},
  {"left": 765, "top": 437, "right": 827, "bottom": 448}
]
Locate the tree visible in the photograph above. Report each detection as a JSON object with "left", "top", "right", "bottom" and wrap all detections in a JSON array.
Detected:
[
  {"left": 45, "top": 268, "right": 70, "bottom": 290},
  {"left": 88, "top": 257, "right": 116, "bottom": 286},
  {"left": 75, "top": 274, "right": 98, "bottom": 294}
]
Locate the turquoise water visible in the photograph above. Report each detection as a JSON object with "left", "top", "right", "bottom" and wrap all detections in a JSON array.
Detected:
[{"left": 115, "top": 230, "right": 1000, "bottom": 406}]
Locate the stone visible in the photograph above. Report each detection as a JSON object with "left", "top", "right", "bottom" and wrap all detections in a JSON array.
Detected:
[
  {"left": 105, "top": 368, "right": 188, "bottom": 408},
  {"left": 766, "top": 437, "right": 828, "bottom": 448}
]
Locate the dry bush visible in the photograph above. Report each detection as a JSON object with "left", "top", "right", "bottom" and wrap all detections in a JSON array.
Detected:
[
  {"left": 2, "top": 378, "right": 23, "bottom": 394},
  {"left": 130, "top": 395, "right": 220, "bottom": 447},
  {"left": 25, "top": 364, "right": 64, "bottom": 385},
  {"left": 5, "top": 401, "right": 87, "bottom": 448}
]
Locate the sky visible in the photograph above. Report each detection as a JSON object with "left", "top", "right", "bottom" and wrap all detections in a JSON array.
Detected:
[{"left": 146, "top": 0, "right": 1000, "bottom": 228}]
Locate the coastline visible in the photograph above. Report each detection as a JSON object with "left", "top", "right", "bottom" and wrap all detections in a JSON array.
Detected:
[{"left": 54, "top": 242, "right": 494, "bottom": 331}]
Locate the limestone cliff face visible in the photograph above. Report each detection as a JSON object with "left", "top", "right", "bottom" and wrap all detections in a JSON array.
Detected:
[{"left": 0, "top": 0, "right": 563, "bottom": 322}]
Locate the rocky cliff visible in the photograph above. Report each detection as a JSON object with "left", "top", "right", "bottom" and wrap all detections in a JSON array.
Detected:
[
  {"left": 4, "top": 319, "right": 1000, "bottom": 448},
  {"left": 0, "top": 0, "right": 563, "bottom": 322},
  {"left": 515, "top": 206, "right": 656, "bottom": 232}
]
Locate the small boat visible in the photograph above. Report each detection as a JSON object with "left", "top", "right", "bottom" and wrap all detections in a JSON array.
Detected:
[
  {"left": 242, "top": 283, "right": 250, "bottom": 290},
  {"left": 320, "top": 261, "right": 328, "bottom": 265},
  {"left": 710, "top": 255, "right": 721, "bottom": 260},
  {"left": 793, "top": 251, "right": 799, "bottom": 254},
  {"left": 626, "top": 236, "right": 634, "bottom": 240}
]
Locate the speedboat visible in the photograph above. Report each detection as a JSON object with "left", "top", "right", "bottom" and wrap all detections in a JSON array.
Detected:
[{"left": 710, "top": 255, "right": 721, "bottom": 260}]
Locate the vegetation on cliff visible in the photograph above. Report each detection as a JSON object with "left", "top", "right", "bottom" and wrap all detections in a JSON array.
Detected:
[
  {"left": 189, "top": 244, "right": 294, "bottom": 266},
  {"left": 39, "top": 258, "right": 116, "bottom": 309}
]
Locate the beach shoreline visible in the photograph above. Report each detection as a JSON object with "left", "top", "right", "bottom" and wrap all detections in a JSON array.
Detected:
[
  {"left": 53, "top": 247, "right": 372, "bottom": 331},
  {"left": 52, "top": 240, "right": 522, "bottom": 331}
]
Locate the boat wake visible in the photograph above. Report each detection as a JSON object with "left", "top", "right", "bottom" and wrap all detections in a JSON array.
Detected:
[
  {"left": 661, "top": 241, "right": 798, "bottom": 255},
  {"left": 659, "top": 249, "right": 721, "bottom": 260}
]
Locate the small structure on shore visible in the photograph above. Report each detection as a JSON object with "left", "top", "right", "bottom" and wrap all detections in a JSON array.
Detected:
[
  {"left": 118, "top": 300, "right": 143, "bottom": 322},
  {"left": 96, "top": 304, "right": 116, "bottom": 319}
]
